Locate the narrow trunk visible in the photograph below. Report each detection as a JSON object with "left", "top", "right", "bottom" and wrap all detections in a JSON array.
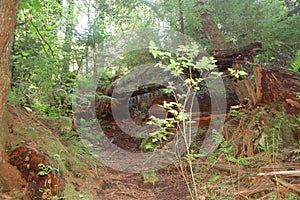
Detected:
[
  {"left": 178, "top": 0, "right": 185, "bottom": 45},
  {"left": 62, "top": 0, "right": 75, "bottom": 81}
]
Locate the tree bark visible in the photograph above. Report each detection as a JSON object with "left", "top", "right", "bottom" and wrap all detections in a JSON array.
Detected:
[
  {"left": 178, "top": 0, "right": 185, "bottom": 45},
  {"left": 253, "top": 64, "right": 263, "bottom": 102},
  {"left": 0, "top": 0, "right": 19, "bottom": 120},
  {"left": 0, "top": 0, "right": 21, "bottom": 192},
  {"left": 229, "top": 62, "right": 257, "bottom": 107},
  {"left": 195, "top": 1, "right": 232, "bottom": 50}
]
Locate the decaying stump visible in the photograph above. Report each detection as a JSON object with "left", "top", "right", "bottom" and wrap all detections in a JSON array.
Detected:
[
  {"left": 228, "top": 62, "right": 258, "bottom": 107},
  {"left": 260, "top": 66, "right": 300, "bottom": 114},
  {"left": 9, "top": 146, "right": 65, "bottom": 199}
]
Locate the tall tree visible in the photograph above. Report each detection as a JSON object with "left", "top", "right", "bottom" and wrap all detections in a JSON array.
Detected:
[
  {"left": 207, "top": 0, "right": 300, "bottom": 66},
  {"left": 0, "top": 0, "right": 23, "bottom": 192},
  {"left": 62, "top": 0, "right": 75, "bottom": 77},
  {"left": 0, "top": 0, "right": 19, "bottom": 120},
  {"left": 10, "top": 0, "right": 85, "bottom": 116}
]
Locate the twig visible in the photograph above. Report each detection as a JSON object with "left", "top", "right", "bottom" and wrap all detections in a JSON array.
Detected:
[
  {"left": 234, "top": 183, "right": 273, "bottom": 197},
  {"left": 271, "top": 177, "right": 300, "bottom": 195},
  {"left": 257, "top": 170, "right": 300, "bottom": 177}
]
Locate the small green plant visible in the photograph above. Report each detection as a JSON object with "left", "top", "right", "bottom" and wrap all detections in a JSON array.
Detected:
[
  {"left": 79, "top": 193, "right": 93, "bottom": 200},
  {"left": 149, "top": 42, "right": 223, "bottom": 200},
  {"left": 266, "top": 123, "right": 282, "bottom": 162},
  {"left": 229, "top": 109, "right": 246, "bottom": 118},
  {"left": 142, "top": 171, "right": 159, "bottom": 184},
  {"left": 219, "top": 139, "right": 233, "bottom": 161},
  {"left": 141, "top": 102, "right": 178, "bottom": 151},
  {"left": 219, "top": 138, "right": 249, "bottom": 163},
  {"left": 38, "top": 163, "right": 59, "bottom": 176},
  {"left": 77, "top": 118, "right": 104, "bottom": 148},
  {"left": 7, "top": 86, "right": 26, "bottom": 105},
  {"left": 218, "top": 138, "right": 253, "bottom": 194},
  {"left": 290, "top": 50, "right": 300, "bottom": 72},
  {"left": 38, "top": 150, "right": 64, "bottom": 177},
  {"left": 287, "top": 97, "right": 300, "bottom": 158},
  {"left": 37, "top": 150, "right": 65, "bottom": 199},
  {"left": 228, "top": 68, "right": 248, "bottom": 79},
  {"left": 207, "top": 175, "right": 221, "bottom": 185}
]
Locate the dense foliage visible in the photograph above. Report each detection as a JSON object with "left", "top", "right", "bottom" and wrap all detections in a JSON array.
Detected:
[{"left": 9, "top": 0, "right": 300, "bottom": 116}]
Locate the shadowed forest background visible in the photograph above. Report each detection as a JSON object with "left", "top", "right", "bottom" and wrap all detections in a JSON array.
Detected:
[{"left": 0, "top": 0, "right": 300, "bottom": 199}]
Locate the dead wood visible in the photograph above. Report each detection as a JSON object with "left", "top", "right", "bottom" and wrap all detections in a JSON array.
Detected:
[
  {"left": 257, "top": 170, "right": 300, "bottom": 177},
  {"left": 286, "top": 98, "right": 300, "bottom": 109},
  {"left": 214, "top": 42, "right": 263, "bottom": 68},
  {"left": 260, "top": 66, "right": 300, "bottom": 113},
  {"left": 233, "top": 183, "right": 274, "bottom": 198},
  {"left": 229, "top": 62, "right": 258, "bottom": 107},
  {"left": 272, "top": 177, "right": 300, "bottom": 195},
  {"left": 253, "top": 64, "right": 263, "bottom": 102}
]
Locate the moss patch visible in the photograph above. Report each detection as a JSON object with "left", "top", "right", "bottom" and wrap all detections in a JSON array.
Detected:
[{"left": 6, "top": 105, "right": 96, "bottom": 199}]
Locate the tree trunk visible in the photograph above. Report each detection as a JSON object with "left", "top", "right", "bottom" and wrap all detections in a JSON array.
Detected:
[
  {"left": 0, "top": 0, "right": 22, "bottom": 193},
  {"left": 196, "top": 1, "right": 258, "bottom": 106},
  {"left": 62, "top": 0, "right": 75, "bottom": 78},
  {"left": 178, "top": 0, "right": 185, "bottom": 45},
  {"left": 195, "top": 1, "right": 232, "bottom": 50},
  {"left": 0, "top": 0, "right": 19, "bottom": 120}
]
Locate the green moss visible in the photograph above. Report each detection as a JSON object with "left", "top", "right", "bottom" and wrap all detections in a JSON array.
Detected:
[
  {"left": 6, "top": 109, "right": 101, "bottom": 198},
  {"left": 63, "top": 183, "right": 93, "bottom": 200},
  {"left": 38, "top": 116, "right": 73, "bottom": 134},
  {"left": 0, "top": 108, "right": 9, "bottom": 162}
]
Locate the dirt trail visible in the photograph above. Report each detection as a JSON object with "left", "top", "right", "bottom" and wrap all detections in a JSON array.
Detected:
[{"left": 2, "top": 104, "right": 300, "bottom": 199}]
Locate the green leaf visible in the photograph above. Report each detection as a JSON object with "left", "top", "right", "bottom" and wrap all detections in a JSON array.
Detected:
[
  {"left": 149, "top": 40, "right": 156, "bottom": 48},
  {"left": 168, "top": 109, "right": 178, "bottom": 116},
  {"left": 20, "top": 1, "right": 30, "bottom": 9},
  {"left": 210, "top": 71, "right": 222, "bottom": 77},
  {"left": 31, "top": 0, "right": 42, "bottom": 11},
  {"left": 238, "top": 71, "right": 248, "bottom": 76},
  {"left": 207, "top": 175, "right": 221, "bottom": 185},
  {"left": 29, "top": 27, "right": 36, "bottom": 34},
  {"left": 152, "top": 138, "right": 159, "bottom": 143},
  {"left": 38, "top": 170, "right": 48, "bottom": 176},
  {"left": 38, "top": 163, "right": 45, "bottom": 168}
]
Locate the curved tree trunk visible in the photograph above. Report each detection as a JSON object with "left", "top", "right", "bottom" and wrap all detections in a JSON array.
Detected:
[
  {"left": 0, "top": 0, "right": 21, "bottom": 193},
  {"left": 195, "top": 1, "right": 232, "bottom": 50},
  {"left": 196, "top": 1, "right": 258, "bottom": 107}
]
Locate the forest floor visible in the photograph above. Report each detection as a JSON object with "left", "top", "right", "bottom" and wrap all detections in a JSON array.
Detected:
[{"left": 2, "top": 102, "right": 300, "bottom": 200}]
